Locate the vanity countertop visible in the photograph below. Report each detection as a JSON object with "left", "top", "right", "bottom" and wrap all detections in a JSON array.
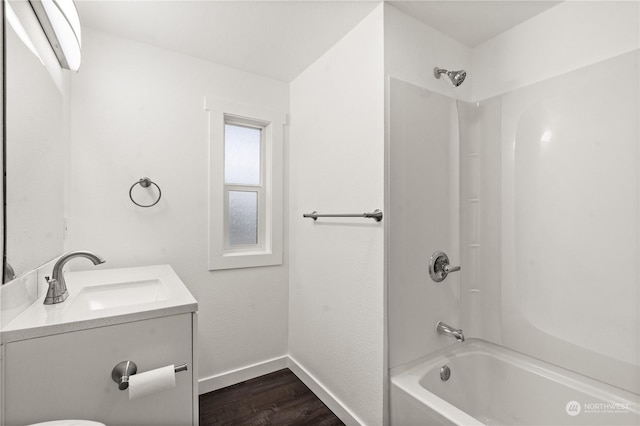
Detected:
[{"left": 1, "top": 264, "right": 197, "bottom": 343}]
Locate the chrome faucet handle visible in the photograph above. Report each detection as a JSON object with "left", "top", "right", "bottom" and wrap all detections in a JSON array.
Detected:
[
  {"left": 444, "top": 264, "right": 461, "bottom": 273},
  {"left": 429, "top": 251, "right": 461, "bottom": 283},
  {"left": 43, "top": 276, "right": 68, "bottom": 304}
]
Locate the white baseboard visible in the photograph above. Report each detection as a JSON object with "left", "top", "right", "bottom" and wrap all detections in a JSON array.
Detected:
[
  {"left": 198, "top": 354, "right": 362, "bottom": 426},
  {"left": 287, "top": 356, "right": 363, "bottom": 426},
  {"left": 198, "top": 355, "right": 288, "bottom": 395}
]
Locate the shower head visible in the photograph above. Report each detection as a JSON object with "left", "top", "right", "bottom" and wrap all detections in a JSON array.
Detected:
[{"left": 434, "top": 67, "right": 467, "bottom": 87}]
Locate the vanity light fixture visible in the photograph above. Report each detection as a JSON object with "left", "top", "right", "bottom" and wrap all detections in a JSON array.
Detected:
[
  {"left": 29, "top": 0, "right": 81, "bottom": 71},
  {"left": 6, "top": 0, "right": 44, "bottom": 64}
]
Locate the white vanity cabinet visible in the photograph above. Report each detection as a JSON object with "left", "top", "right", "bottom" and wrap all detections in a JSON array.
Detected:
[
  {"left": 0, "top": 265, "right": 198, "bottom": 426},
  {"left": 2, "top": 312, "right": 197, "bottom": 426}
]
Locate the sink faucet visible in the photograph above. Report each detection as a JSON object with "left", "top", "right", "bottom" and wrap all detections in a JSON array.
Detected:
[
  {"left": 436, "top": 321, "right": 465, "bottom": 342},
  {"left": 44, "top": 251, "right": 106, "bottom": 305}
]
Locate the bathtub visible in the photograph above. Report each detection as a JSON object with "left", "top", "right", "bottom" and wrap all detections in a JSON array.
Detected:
[{"left": 390, "top": 339, "right": 639, "bottom": 425}]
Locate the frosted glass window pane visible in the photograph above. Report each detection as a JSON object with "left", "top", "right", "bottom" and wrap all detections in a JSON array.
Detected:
[
  {"left": 229, "top": 191, "right": 258, "bottom": 246},
  {"left": 225, "top": 124, "right": 261, "bottom": 185}
]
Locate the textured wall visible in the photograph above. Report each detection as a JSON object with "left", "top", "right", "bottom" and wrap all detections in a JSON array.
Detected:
[
  {"left": 67, "top": 28, "right": 290, "bottom": 386},
  {"left": 289, "top": 6, "right": 385, "bottom": 425}
]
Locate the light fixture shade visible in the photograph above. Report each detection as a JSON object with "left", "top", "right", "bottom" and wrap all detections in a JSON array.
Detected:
[
  {"left": 6, "top": 0, "right": 44, "bottom": 64},
  {"left": 30, "top": 0, "right": 82, "bottom": 71}
]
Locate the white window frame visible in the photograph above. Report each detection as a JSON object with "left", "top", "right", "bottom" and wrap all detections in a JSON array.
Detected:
[{"left": 207, "top": 98, "right": 284, "bottom": 270}]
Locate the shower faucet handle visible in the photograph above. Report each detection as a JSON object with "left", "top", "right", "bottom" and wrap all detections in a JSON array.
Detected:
[
  {"left": 429, "top": 251, "right": 461, "bottom": 283},
  {"left": 444, "top": 264, "right": 461, "bottom": 273}
]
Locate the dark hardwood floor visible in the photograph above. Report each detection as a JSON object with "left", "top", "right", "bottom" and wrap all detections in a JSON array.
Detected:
[{"left": 199, "top": 368, "right": 345, "bottom": 426}]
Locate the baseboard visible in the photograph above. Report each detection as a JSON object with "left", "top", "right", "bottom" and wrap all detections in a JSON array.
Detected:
[
  {"left": 198, "top": 354, "right": 362, "bottom": 426},
  {"left": 287, "top": 356, "right": 363, "bottom": 426},
  {"left": 198, "top": 355, "right": 288, "bottom": 395}
]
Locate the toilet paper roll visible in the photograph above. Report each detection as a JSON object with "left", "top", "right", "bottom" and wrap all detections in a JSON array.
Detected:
[{"left": 128, "top": 365, "right": 176, "bottom": 400}]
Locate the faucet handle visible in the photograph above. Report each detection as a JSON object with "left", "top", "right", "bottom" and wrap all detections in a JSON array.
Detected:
[
  {"left": 429, "top": 251, "right": 461, "bottom": 283},
  {"left": 444, "top": 265, "right": 461, "bottom": 273}
]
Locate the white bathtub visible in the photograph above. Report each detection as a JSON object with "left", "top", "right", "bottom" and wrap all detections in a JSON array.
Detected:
[{"left": 390, "top": 339, "right": 639, "bottom": 425}]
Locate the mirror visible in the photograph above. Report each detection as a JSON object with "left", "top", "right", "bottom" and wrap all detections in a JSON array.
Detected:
[{"left": 3, "top": 2, "right": 66, "bottom": 283}]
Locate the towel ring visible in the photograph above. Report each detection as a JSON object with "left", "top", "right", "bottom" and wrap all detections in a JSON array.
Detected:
[{"left": 129, "top": 177, "right": 162, "bottom": 208}]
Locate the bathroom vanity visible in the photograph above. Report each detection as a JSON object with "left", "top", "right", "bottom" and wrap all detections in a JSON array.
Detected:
[{"left": 0, "top": 265, "right": 198, "bottom": 426}]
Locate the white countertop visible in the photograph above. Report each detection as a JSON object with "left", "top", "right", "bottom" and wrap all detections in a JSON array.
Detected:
[{"left": 1, "top": 264, "right": 197, "bottom": 343}]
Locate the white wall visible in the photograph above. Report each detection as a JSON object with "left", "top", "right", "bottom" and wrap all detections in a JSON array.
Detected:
[
  {"left": 289, "top": 5, "right": 385, "bottom": 425},
  {"left": 384, "top": 4, "right": 473, "bottom": 102},
  {"left": 472, "top": 1, "right": 640, "bottom": 101},
  {"left": 67, "top": 28, "right": 290, "bottom": 388},
  {"left": 385, "top": 1, "right": 640, "bottom": 103}
]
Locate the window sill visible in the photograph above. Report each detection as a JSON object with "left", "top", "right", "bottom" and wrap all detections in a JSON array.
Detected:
[{"left": 209, "top": 250, "right": 282, "bottom": 270}]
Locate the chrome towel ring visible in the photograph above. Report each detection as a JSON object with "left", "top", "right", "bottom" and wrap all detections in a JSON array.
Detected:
[{"left": 129, "top": 177, "right": 162, "bottom": 208}]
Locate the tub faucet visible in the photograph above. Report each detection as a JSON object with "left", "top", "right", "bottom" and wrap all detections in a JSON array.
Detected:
[
  {"left": 436, "top": 321, "right": 465, "bottom": 342},
  {"left": 44, "top": 251, "right": 106, "bottom": 305}
]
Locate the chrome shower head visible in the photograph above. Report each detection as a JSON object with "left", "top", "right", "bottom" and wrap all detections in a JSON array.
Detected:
[{"left": 434, "top": 67, "right": 467, "bottom": 87}]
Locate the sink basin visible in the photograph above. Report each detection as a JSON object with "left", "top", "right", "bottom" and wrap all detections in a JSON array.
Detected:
[
  {"left": 1, "top": 264, "right": 197, "bottom": 343},
  {"left": 65, "top": 279, "right": 169, "bottom": 313}
]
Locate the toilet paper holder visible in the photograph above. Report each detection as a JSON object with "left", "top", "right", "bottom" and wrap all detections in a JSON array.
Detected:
[{"left": 111, "top": 360, "right": 188, "bottom": 390}]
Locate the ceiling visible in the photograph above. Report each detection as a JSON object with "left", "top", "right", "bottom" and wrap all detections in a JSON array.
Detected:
[
  {"left": 76, "top": 1, "right": 380, "bottom": 82},
  {"left": 76, "top": 1, "right": 563, "bottom": 82},
  {"left": 388, "top": 1, "right": 562, "bottom": 47}
]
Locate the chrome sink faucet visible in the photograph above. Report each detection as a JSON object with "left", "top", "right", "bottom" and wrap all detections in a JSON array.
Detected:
[
  {"left": 436, "top": 321, "right": 465, "bottom": 342},
  {"left": 44, "top": 251, "right": 106, "bottom": 305}
]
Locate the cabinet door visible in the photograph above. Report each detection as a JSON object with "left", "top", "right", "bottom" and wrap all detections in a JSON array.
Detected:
[{"left": 4, "top": 313, "right": 193, "bottom": 426}]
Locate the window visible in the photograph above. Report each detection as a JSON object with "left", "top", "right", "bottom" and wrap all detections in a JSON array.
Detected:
[
  {"left": 207, "top": 100, "right": 284, "bottom": 270},
  {"left": 224, "top": 119, "right": 264, "bottom": 250}
]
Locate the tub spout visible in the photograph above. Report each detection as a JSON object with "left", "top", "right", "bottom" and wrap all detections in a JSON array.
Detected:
[{"left": 436, "top": 321, "right": 465, "bottom": 342}]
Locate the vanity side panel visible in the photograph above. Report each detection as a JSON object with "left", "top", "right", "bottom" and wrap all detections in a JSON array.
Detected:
[
  {"left": 4, "top": 313, "right": 193, "bottom": 426},
  {"left": 192, "top": 312, "right": 199, "bottom": 426}
]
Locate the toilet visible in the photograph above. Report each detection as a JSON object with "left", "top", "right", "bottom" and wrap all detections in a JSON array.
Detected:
[{"left": 29, "top": 421, "right": 105, "bottom": 426}]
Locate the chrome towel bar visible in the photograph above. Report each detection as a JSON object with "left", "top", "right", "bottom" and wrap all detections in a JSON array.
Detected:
[{"left": 303, "top": 209, "right": 383, "bottom": 222}]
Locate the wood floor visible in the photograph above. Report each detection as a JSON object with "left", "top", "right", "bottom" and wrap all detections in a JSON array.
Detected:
[{"left": 199, "top": 368, "right": 345, "bottom": 426}]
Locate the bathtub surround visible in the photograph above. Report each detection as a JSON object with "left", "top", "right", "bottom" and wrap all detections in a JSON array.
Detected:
[
  {"left": 385, "top": 0, "right": 640, "bottom": 351},
  {"left": 387, "top": 1, "right": 640, "bottom": 422},
  {"left": 387, "top": 78, "right": 462, "bottom": 368},
  {"left": 499, "top": 50, "right": 639, "bottom": 393}
]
